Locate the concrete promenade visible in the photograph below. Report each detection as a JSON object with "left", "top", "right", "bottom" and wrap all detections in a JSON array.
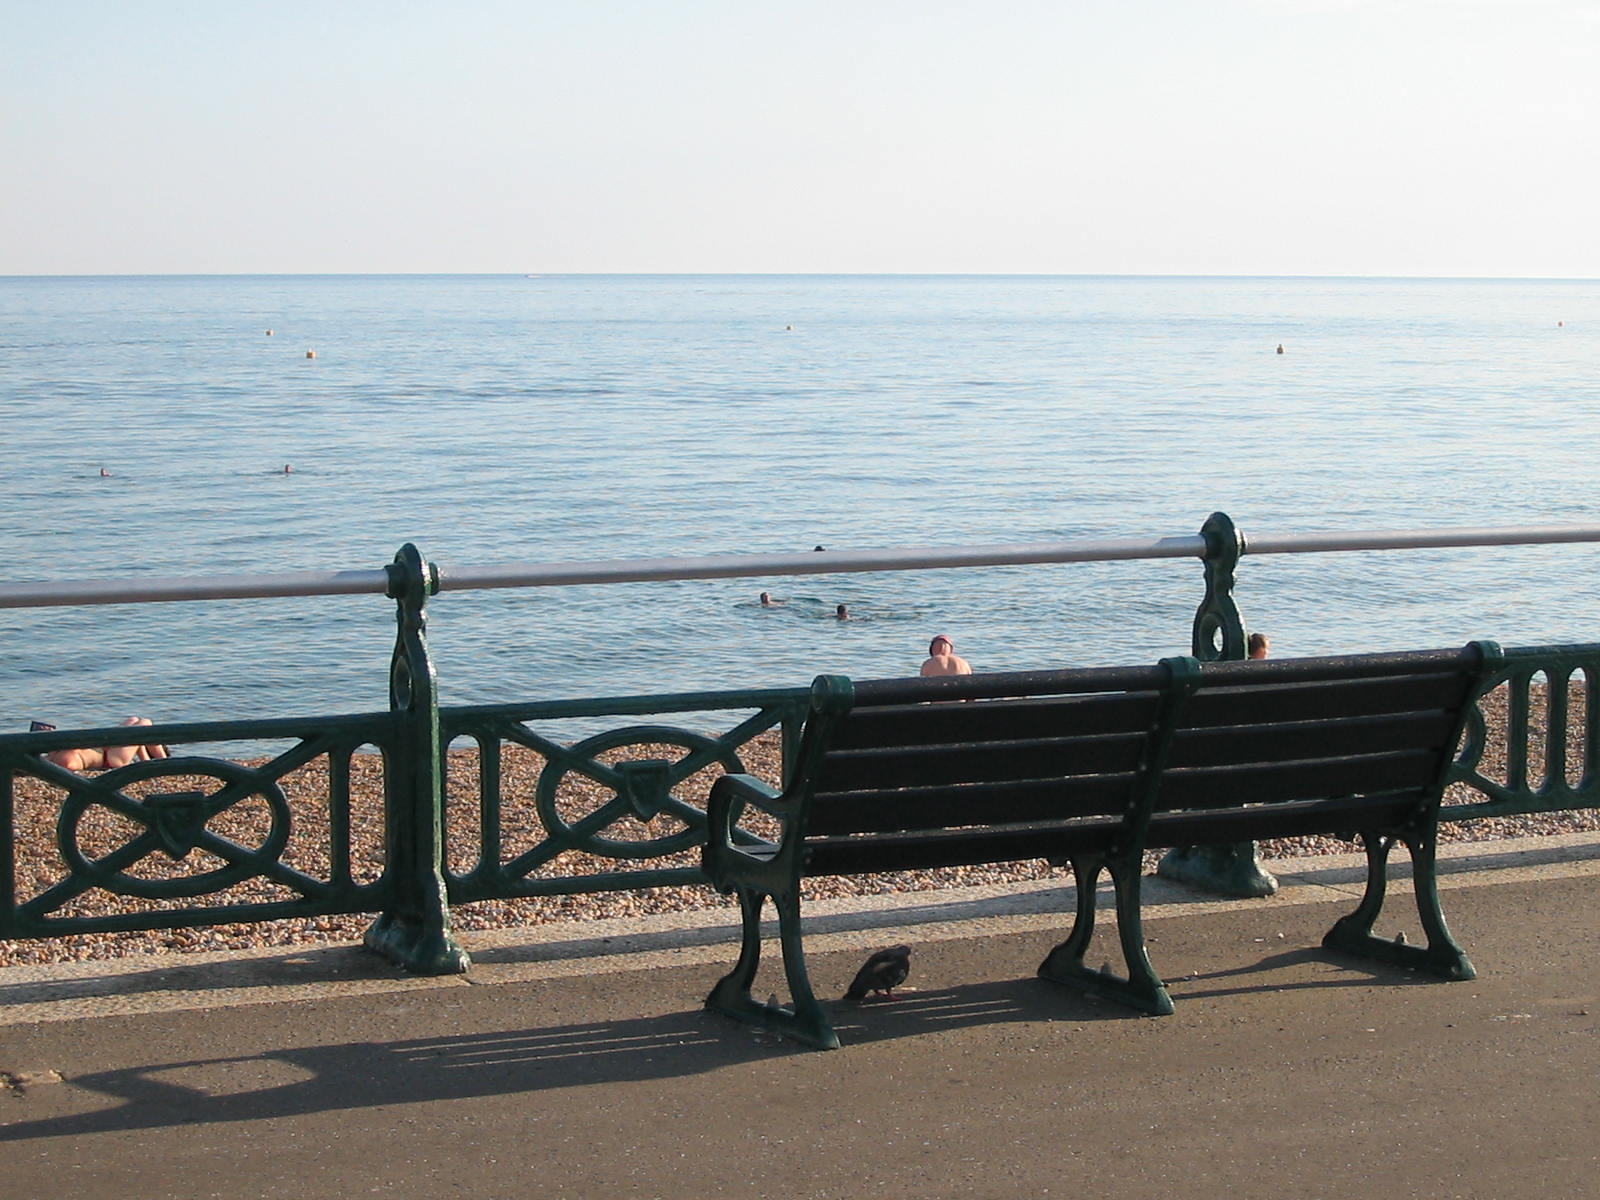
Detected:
[{"left": 2, "top": 833, "right": 1598, "bottom": 1199}]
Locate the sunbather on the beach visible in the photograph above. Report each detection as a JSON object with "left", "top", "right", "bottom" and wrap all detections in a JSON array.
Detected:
[{"left": 34, "top": 717, "right": 169, "bottom": 771}]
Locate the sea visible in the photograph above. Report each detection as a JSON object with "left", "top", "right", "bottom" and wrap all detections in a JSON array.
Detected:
[{"left": 3, "top": 273, "right": 1599, "bottom": 739}]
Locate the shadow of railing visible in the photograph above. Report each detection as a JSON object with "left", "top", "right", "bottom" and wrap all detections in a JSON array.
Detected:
[{"left": 0, "top": 978, "right": 1129, "bottom": 1142}]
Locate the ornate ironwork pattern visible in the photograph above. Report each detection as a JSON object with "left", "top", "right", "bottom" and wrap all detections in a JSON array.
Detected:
[
  {"left": 1, "top": 718, "right": 393, "bottom": 939},
  {"left": 1448, "top": 644, "right": 1600, "bottom": 818},
  {"left": 1191, "top": 510, "right": 1248, "bottom": 662},
  {"left": 439, "top": 691, "right": 808, "bottom": 903}
]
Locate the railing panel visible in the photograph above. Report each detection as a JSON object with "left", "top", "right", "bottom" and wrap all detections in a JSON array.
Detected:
[
  {"left": 0, "top": 714, "right": 396, "bottom": 940},
  {"left": 1447, "top": 645, "right": 1600, "bottom": 819},
  {"left": 437, "top": 689, "right": 808, "bottom": 903}
]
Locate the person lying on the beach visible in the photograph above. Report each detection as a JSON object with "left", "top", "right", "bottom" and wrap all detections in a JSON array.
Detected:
[{"left": 32, "top": 717, "right": 169, "bottom": 771}]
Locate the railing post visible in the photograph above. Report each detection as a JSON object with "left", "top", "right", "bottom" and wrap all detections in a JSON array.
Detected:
[
  {"left": 363, "top": 543, "right": 471, "bottom": 974},
  {"left": 1156, "top": 512, "right": 1280, "bottom": 898},
  {"left": 1190, "top": 510, "right": 1246, "bottom": 663}
]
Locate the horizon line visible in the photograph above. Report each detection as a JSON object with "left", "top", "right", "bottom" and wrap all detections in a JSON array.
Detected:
[{"left": 4, "top": 270, "right": 1599, "bottom": 284}]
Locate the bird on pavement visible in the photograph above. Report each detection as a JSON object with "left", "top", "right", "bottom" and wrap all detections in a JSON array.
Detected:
[{"left": 844, "top": 945, "right": 911, "bottom": 1002}]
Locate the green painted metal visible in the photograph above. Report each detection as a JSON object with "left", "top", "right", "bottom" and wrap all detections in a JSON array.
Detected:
[
  {"left": 4, "top": 529, "right": 1600, "bottom": 973},
  {"left": 362, "top": 543, "right": 470, "bottom": 974},
  {"left": 1318, "top": 639, "right": 1506, "bottom": 982},
  {"left": 438, "top": 688, "right": 810, "bottom": 903},
  {"left": 1037, "top": 656, "right": 1203, "bottom": 1017},
  {"left": 0, "top": 712, "right": 396, "bottom": 939},
  {"left": 1190, "top": 510, "right": 1248, "bottom": 663},
  {"left": 701, "top": 673, "right": 858, "bottom": 1049},
  {"left": 1446, "top": 643, "right": 1600, "bottom": 819},
  {"left": 1157, "top": 511, "right": 1280, "bottom": 898}
]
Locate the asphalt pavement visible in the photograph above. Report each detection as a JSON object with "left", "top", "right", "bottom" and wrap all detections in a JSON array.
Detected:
[{"left": 2, "top": 832, "right": 1597, "bottom": 1199}]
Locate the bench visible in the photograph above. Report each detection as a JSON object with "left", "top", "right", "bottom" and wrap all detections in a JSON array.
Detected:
[{"left": 701, "top": 642, "right": 1501, "bottom": 1048}]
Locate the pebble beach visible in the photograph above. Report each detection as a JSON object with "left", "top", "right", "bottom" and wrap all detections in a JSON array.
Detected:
[{"left": 4, "top": 686, "right": 1597, "bottom": 968}]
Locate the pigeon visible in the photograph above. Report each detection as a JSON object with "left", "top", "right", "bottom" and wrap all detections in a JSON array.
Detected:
[{"left": 844, "top": 945, "right": 912, "bottom": 1003}]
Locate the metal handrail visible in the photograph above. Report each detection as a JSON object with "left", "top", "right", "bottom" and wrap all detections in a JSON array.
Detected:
[{"left": 5, "top": 521, "right": 1600, "bottom": 609}]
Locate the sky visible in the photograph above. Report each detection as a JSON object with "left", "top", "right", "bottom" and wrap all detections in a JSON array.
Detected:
[{"left": 3, "top": 0, "right": 1597, "bottom": 277}]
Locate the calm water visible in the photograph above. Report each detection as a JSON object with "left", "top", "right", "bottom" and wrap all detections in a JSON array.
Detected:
[{"left": 2, "top": 274, "right": 1598, "bottom": 734}]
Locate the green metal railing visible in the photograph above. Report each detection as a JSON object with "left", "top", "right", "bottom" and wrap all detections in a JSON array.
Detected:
[
  {"left": 3, "top": 512, "right": 1599, "bottom": 973},
  {"left": 1449, "top": 643, "right": 1600, "bottom": 820}
]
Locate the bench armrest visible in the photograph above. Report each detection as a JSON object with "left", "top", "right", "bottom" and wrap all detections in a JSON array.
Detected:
[{"left": 703, "top": 772, "right": 797, "bottom": 889}]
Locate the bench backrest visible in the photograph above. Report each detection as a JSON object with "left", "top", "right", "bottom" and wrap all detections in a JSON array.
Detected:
[
  {"left": 1158, "top": 651, "right": 1485, "bottom": 812},
  {"left": 795, "top": 644, "right": 1498, "bottom": 839}
]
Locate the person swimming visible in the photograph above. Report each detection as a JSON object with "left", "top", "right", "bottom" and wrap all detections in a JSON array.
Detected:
[{"left": 920, "top": 634, "right": 972, "bottom": 676}]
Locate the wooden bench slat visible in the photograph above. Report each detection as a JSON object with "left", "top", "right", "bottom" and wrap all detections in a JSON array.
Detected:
[
  {"left": 1144, "top": 793, "right": 1417, "bottom": 847},
  {"left": 1158, "top": 748, "right": 1441, "bottom": 809},
  {"left": 801, "top": 789, "right": 1421, "bottom": 875},
  {"left": 803, "top": 818, "right": 1123, "bottom": 875},
  {"left": 1179, "top": 671, "right": 1468, "bottom": 727},
  {"left": 1165, "top": 709, "right": 1459, "bottom": 769},
  {"left": 829, "top": 691, "right": 1163, "bottom": 750},
  {"left": 807, "top": 773, "right": 1136, "bottom": 835},
  {"left": 808, "top": 747, "right": 1445, "bottom": 835},
  {"left": 816, "top": 732, "right": 1147, "bottom": 794},
  {"left": 847, "top": 662, "right": 1170, "bottom": 706}
]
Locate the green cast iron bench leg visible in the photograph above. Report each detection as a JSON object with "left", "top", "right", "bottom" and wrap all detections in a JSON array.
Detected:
[
  {"left": 1038, "top": 851, "right": 1175, "bottom": 1016},
  {"left": 705, "top": 885, "right": 840, "bottom": 1050},
  {"left": 1322, "top": 827, "right": 1475, "bottom": 981}
]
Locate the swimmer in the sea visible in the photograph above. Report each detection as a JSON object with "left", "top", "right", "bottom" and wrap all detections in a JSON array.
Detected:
[
  {"left": 759, "top": 591, "right": 784, "bottom": 607},
  {"left": 920, "top": 634, "right": 972, "bottom": 677},
  {"left": 836, "top": 604, "right": 850, "bottom": 620}
]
